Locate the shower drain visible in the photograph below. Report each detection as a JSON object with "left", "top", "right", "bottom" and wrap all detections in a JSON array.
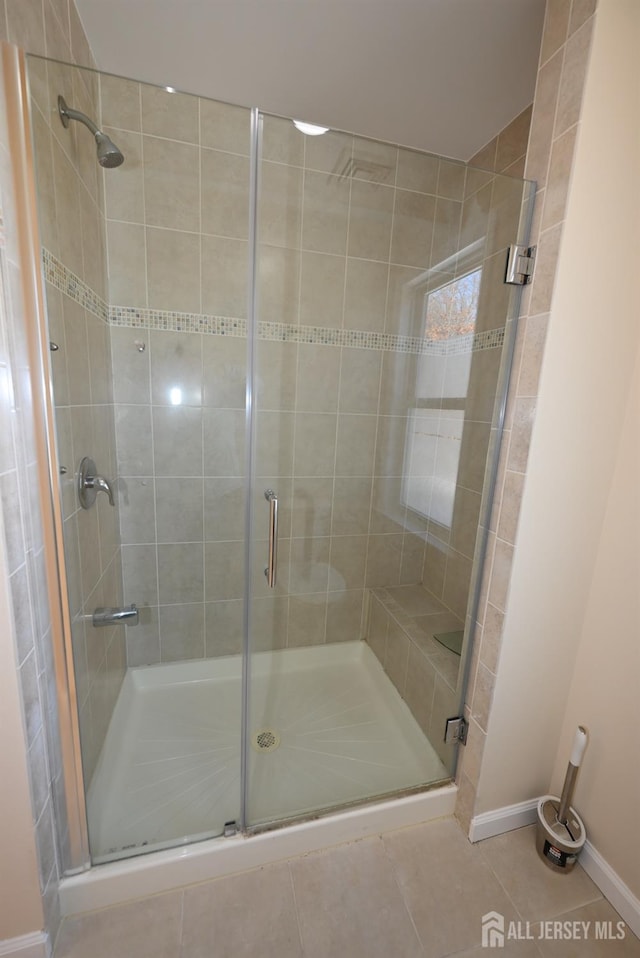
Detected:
[{"left": 251, "top": 728, "right": 281, "bottom": 753}]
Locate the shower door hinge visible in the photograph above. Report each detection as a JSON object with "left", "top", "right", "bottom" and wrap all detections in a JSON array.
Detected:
[
  {"left": 444, "top": 716, "right": 468, "bottom": 746},
  {"left": 505, "top": 244, "right": 536, "bottom": 285}
]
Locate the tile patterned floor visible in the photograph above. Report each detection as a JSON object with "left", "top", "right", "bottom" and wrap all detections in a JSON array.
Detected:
[{"left": 53, "top": 820, "right": 640, "bottom": 958}]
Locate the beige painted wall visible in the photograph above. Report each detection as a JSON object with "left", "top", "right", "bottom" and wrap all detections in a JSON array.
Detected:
[
  {"left": 0, "top": 524, "right": 44, "bottom": 939},
  {"left": 550, "top": 343, "right": 640, "bottom": 894},
  {"left": 477, "top": 0, "right": 640, "bottom": 893}
]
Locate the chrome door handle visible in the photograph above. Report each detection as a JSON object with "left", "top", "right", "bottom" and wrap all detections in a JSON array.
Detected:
[{"left": 264, "top": 489, "right": 278, "bottom": 588}]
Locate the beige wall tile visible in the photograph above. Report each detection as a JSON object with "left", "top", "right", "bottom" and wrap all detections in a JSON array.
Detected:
[
  {"left": 204, "top": 477, "right": 244, "bottom": 541},
  {"left": 495, "top": 105, "right": 532, "bottom": 174},
  {"left": 110, "top": 327, "right": 151, "bottom": 404},
  {"left": 159, "top": 603, "right": 205, "bottom": 661},
  {"left": 121, "top": 544, "right": 158, "bottom": 607},
  {"left": 259, "top": 160, "right": 303, "bottom": 248},
  {"left": 100, "top": 74, "right": 141, "bottom": 132},
  {"left": 261, "top": 115, "right": 304, "bottom": 165},
  {"left": 156, "top": 478, "right": 203, "bottom": 542},
  {"left": 150, "top": 329, "right": 203, "bottom": 407},
  {"left": 390, "top": 189, "right": 436, "bottom": 268},
  {"left": 200, "top": 98, "right": 251, "bottom": 155},
  {"left": 291, "top": 477, "right": 333, "bottom": 538},
  {"left": 118, "top": 477, "right": 155, "bottom": 544},
  {"left": 325, "top": 589, "right": 365, "bottom": 643},
  {"left": 343, "top": 258, "right": 388, "bottom": 332},
  {"left": 437, "top": 159, "right": 466, "bottom": 201},
  {"left": 335, "top": 413, "right": 377, "bottom": 477},
  {"left": 107, "top": 221, "right": 147, "bottom": 306},
  {"left": 302, "top": 170, "right": 350, "bottom": 255},
  {"left": 143, "top": 137, "right": 200, "bottom": 232},
  {"left": 305, "top": 128, "right": 353, "bottom": 174},
  {"left": 331, "top": 477, "right": 372, "bottom": 536},
  {"left": 141, "top": 84, "right": 198, "bottom": 143},
  {"left": 255, "top": 409, "right": 295, "bottom": 477},
  {"left": 540, "top": 0, "right": 570, "bottom": 65},
  {"left": 525, "top": 49, "right": 564, "bottom": 187},
  {"left": 201, "top": 148, "right": 250, "bottom": 239},
  {"left": 569, "top": 0, "right": 597, "bottom": 35},
  {"left": 365, "top": 533, "right": 402, "bottom": 588},
  {"left": 203, "top": 408, "right": 245, "bottom": 476},
  {"left": 541, "top": 124, "right": 577, "bottom": 230},
  {"left": 293, "top": 412, "right": 337, "bottom": 476},
  {"left": 152, "top": 405, "right": 203, "bottom": 476},
  {"left": 201, "top": 233, "right": 247, "bottom": 317},
  {"left": 554, "top": 18, "right": 594, "bottom": 136},
  {"left": 442, "top": 548, "right": 472, "bottom": 619},
  {"left": 396, "top": 147, "right": 439, "bottom": 193},
  {"left": 202, "top": 334, "right": 246, "bottom": 409},
  {"left": 468, "top": 136, "right": 497, "bottom": 172},
  {"left": 103, "top": 129, "right": 144, "bottom": 223},
  {"left": 157, "top": 543, "right": 204, "bottom": 603},
  {"left": 287, "top": 595, "right": 327, "bottom": 647},
  {"left": 296, "top": 343, "right": 340, "bottom": 413},
  {"left": 255, "top": 340, "right": 298, "bottom": 411},
  {"left": 339, "top": 348, "right": 381, "bottom": 415},
  {"left": 330, "top": 535, "right": 367, "bottom": 590},
  {"left": 6, "top": 0, "right": 46, "bottom": 55},
  {"left": 258, "top": 244, "right": 301, "bottom": 326},
  {"left": 250, "top": 594, "right": 289, "bottom": 650},
  {"left": 299, "top": 251, "right": 344, "bottom": 329},
  {"left": 348, "top": 180, "right": 394, "bottom": 261},
  {"left": 205, "top": 598, "right": 243, "bottom": 656},
  {"left": 288, "top": 536, "right": 330, "bottom": 594}
]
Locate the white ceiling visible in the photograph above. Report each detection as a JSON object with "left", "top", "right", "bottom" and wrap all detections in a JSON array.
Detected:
[{"left": 75, "top": 0, "right": 545, "bottom": 160}]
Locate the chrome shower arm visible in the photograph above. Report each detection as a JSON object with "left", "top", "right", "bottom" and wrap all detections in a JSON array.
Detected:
[{"left": 58, "top": 96, "right": 100, "bottom": 136}]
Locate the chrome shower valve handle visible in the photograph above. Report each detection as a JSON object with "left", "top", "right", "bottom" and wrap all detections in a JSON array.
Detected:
[{"left": 77, "top": 457, "right": 115, "bottom": 509}]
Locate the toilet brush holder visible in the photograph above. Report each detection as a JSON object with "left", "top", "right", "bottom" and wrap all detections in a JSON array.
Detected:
[
  {"left": 536, "top": 796, "right": 586, "bottom": 872},
  {"left": 536, "top": 725, "right": 588, "bottom": 873}
]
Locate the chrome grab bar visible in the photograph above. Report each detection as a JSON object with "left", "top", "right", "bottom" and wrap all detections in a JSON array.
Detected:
[
  {"left": 92, "top": 604, "right": 138, "bottom": 628},
  {"left": 264, "top": 489, "right": 278, "bottom": 588}
]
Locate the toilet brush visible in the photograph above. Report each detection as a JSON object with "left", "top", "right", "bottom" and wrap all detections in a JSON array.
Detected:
[{"left": 536, "top": 726, "right": 588, "bottom": 872}]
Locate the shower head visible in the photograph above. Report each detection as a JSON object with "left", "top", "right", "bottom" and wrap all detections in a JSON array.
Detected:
[
  {"left": 57, "top": 95, "right": 125, "bottom": 169},
  {"left": 94, "top": 131, "right": 125, "bottom": 169}
]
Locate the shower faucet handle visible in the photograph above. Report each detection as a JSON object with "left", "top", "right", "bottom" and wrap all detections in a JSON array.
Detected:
[{"left": 77, "top": 457, "right": 115, "bottom": 509}]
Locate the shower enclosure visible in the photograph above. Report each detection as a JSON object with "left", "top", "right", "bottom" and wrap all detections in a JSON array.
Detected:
[{"left": 22, "top": 51, "right": 534, "bottom": 871}]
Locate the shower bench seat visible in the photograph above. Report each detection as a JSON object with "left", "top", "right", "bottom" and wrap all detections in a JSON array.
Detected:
[{"left": 365, "top": 585, "right": 464, "bottom": 766}]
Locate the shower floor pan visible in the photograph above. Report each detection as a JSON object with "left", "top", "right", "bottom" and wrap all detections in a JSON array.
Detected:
[{"left": 87, "top": 640, "right": 447, "bottom": 863}]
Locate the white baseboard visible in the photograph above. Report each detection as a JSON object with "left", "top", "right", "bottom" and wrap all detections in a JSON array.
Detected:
[
  {"left": 470, "top": 800, "right": 640, "bottom": 939},
  {"left": 468, "top": 798, "right": 538, "bottom": 842},
  {"left": 580, "top": 840, "right": 640, "bottom": 939},
  {"left": 0, "top": 932, "right": 48, "bottom": 958}
]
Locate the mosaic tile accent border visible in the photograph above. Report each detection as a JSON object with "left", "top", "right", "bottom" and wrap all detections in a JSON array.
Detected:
[
  {"left": 43, "top": 249, "right": 108, "bottom": 322},
  {"left": 44, "top": 249, "right": 505, "bottom": 356}
]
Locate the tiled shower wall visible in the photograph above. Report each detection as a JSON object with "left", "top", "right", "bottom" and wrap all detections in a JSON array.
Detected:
[
  {"left": 99, "top": 73, "right": 529, "bottom": 666},
  {"left": 456, "top": 0, "right": 598, "bottom": 831},
  {"left": 0, "top": 0, "right": 107, "bottom": 942},
  {"left": 29, "top": 55, "right": 126, "bottom": 790}
]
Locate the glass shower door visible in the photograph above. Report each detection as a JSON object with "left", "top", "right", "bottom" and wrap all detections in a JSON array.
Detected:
[
  {"left": 26, "top": 55, "right": 253, "bottom": 861},
  {"left": 245, "top": 112, "right": 534, "bottom": 829}
]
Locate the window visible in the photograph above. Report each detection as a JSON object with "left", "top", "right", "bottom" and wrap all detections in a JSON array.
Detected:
[{"left": 403, "top": 269, "right": 481, "bottom": 528}]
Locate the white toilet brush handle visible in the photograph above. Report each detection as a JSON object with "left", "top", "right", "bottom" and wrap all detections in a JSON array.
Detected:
[{"left": 558, "top": 726, "right": 588, "bottom": 825}]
